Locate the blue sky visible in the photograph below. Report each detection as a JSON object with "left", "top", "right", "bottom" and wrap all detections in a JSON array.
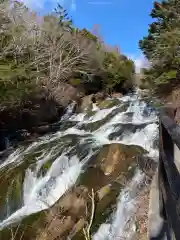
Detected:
[{"left": 22, "top": 0, "right": 155, "bottom": 69}]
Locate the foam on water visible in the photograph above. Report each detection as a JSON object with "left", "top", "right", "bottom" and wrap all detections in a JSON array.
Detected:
[
  {"left": 92, "top": 103, "right": 99, "bottom": 111},
  {"left": 0, "top": 153, "right": 88, "bottom": 229},
  {"left": 120, "top": 123, "right": 158, "bottom": 159},
  {"left": 93, "top": 170, "right": 145, "bottom": 240},
  {"left": 61, "top": 101, "right": 77, "bottom": 121},
  {"left": 70, "top": 113, "right": 86, "bottom": 122}
]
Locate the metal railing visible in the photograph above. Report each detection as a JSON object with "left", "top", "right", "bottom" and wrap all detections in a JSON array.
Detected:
[{"left": 158, "top": 107, "right": 180, "bottom": 239}]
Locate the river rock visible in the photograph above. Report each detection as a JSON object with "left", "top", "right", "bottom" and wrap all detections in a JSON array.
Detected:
[
  {"left": 32, "top": 125, "right": 51, "bottom": 135},
  {"left": 0, "top": 133, "right": 10, "bottom": 151},
  {"left": 97, "top": 98, "right": 120, "bottom": 109},
  {"left": 94, "top": 92, "right": 106, "bottom": 102},
  {"left": 96, "top": 143, "right": 146, "bottom": 176},
  {"left": 78, "top": 143, "right": 146, "bottom": 192},
  {"left": 112, "top": 92, "right": 123, "bottom": 98},
  {"left": 80, "top": 94, "right": 94, "bottom": 111},
  {"left": 68, "top": 218, "right": 86, "bottom": 239},
  {"left": 97, "top": 184, "right": 112, "bottom": 201},
  {"left": 51, "top": 83, "right": 80, "bottom": 107},
  {"left": 0, "top": 170, "right": 23, "bottom": 222},
  {"left": 35, "top": 186, "right": 90, "bottom": 240}
]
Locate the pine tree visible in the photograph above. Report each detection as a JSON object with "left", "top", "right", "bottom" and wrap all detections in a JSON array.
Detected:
[{"left": 54, "top": 3, "right": 73, "bottom": 32}]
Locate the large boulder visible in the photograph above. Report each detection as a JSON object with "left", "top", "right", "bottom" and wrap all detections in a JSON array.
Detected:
[
  {"left": 35, "top": 186, "right": 90, "bottom": 240},
  {"left": 51, "top": 83, "right": 81, "bottom": 107},
  {"left": 79, "top": 92, "right": 107, "bottom": 112},
  {"left": 0, "top": 88, "right": 64, "bottom": 134},
  {"left": 78, "top": 143, "right": 147, "bottom": 192},
  {"left": 94, "top": 92, "right": 106, "bottom": 103},
  {"left": 0, "top": 186, "right": 90, "bottom": 240},
  {"left": 79, "top": 94, "right": 94, "bottom": 112},
  {"left": 96, "top": 143, "right": 147, "bottom": 176}
]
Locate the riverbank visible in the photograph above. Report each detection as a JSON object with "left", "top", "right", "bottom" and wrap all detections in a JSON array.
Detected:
[{"left": 0, "top": 88, "right": 125, "bottom": 152}]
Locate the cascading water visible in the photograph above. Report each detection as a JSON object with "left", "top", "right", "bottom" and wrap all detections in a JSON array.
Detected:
[
  {"left": 61, "top": 101, "right": 77, "bottom": 121},
  {"left": 0, "top": 90, "right": 159, "bottom": 238}
]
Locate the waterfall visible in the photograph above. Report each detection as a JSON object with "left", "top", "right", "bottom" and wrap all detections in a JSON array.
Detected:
[
  {"left": 60, "top": 100, "right": 77, "bottom": 121},
  {"left": 0, "top": 90, "right": 159, "bottom": 238}
]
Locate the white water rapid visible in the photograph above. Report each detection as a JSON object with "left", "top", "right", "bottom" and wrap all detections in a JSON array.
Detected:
[{"left": 0, "top": 90, "right": 159, "bottom": 238}]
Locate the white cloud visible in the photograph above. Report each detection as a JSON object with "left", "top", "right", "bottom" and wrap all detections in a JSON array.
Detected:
[
  {"left": 21, "top": 0, "right": 76, "bottom": 11},
  {"left": 21, "top": 0, "right": 47, "bottom": 9}
]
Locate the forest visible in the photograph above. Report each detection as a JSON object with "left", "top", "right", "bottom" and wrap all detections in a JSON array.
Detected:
[{"left": 0, "top": 0, "right": 135, "bottom": 109}]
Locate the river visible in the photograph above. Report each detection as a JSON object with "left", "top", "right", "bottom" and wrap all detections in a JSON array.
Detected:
[{"left": 0, "top": 90, "right": 159, "bottom": 239}]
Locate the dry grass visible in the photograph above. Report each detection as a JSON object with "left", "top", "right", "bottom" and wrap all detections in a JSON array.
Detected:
[
  {"left": 83, "top": 188, "right": 95, "bottom": 240},
  {"left": 9, "top": 223, "right": 24, "bottom": 240}
]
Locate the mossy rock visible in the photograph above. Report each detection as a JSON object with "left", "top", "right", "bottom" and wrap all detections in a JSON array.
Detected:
[
  {"left": 151, "top": 101, "right": 163, "bottom": 109},
  {"left": 0, "top": 172, "right": 24, "bottom": 222},
  {"left": 37, "top": 159, "right": 53, "bottom": 177},
  {"left": 69, "top": 78, "right": 81, "bottom": 86},
  {"left": 97, "top": 98, "right": 120, "bottom": 109},
  {"left": 0, "top": 210, "right": 46, "bottom": 240},
  {"left": 85, "top": 107, "right": 96, "bottom": 118}
]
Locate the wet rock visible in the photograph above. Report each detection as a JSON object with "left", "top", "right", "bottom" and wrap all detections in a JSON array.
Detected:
[
  {"left": 32, "top": 125, "right": 51, "bottom": 135},
  {"left": 137, "top": 89, "right": 150, "bottom": 98},
  {"left": 9, "top": 129, "right": 31, "bottom": 144},
  {"left": 0, "top": 147, "right": 14, "bottom": 161},
  {"left": 35, "top": 186, "right": 90, "bottom": 239},
  {"left": 51, "top": 83, "right": 80, "bottom": 108},
  {"left": 0, "top": 85, "right": 83, "bottom": 148},
  {"left": 92, "top": 182, "right": 121, "bottom": 233},
  {"left": 97, "top": 98, "right": 120, "bottom": 109},
  {"left": 68, "top": 218, "right": 86, "bottom": 239},
  {"left": 94, "top": 92, "right": 106, "bottom": 102},
  {"left": 0, "top": 186, "right": 90, "bottom": 240},
  {"left": 112, "top": 92, "right": 123, "bottom": 98},
  {"left": 0, "top": 170, "right": 24, "bottom": 222},
  {"left": 0, "top": 133, "right": 10, "bottom": 151},
  {"left": 73, "top": 143, "right": 148, "bottom": 235},
  {"left": 39, "top": 215, "right": 74, "bottom": 240},
  {"left": 137, "top": 156, "right": 157, "bottom": 177},
  {"left": 96, "top": 143, "right": 146, "bottom": 176},
  {"left": 78, "top": 166, "right": 109, "bottom": 192},
  {"left": 79, "top": 94, "right": 94, "bottom": 111},
  {"left": 97, "top": 184, "right": 112, "bottom": 201},
  {"left": 80, "top": 92, "right": 108, "bottom": 111}
]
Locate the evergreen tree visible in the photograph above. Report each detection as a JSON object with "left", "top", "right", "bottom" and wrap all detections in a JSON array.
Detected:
[
  {"left": 54, "top": 3, "right": 73, "bottom": 31},
  {"left": 139, "top": 0, "right": 180, "bottom": 92}
]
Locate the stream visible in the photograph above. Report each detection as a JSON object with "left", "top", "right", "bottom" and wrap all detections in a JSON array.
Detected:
[{"left": 0, "top": 90, "right": 159, "bottom": 239}]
